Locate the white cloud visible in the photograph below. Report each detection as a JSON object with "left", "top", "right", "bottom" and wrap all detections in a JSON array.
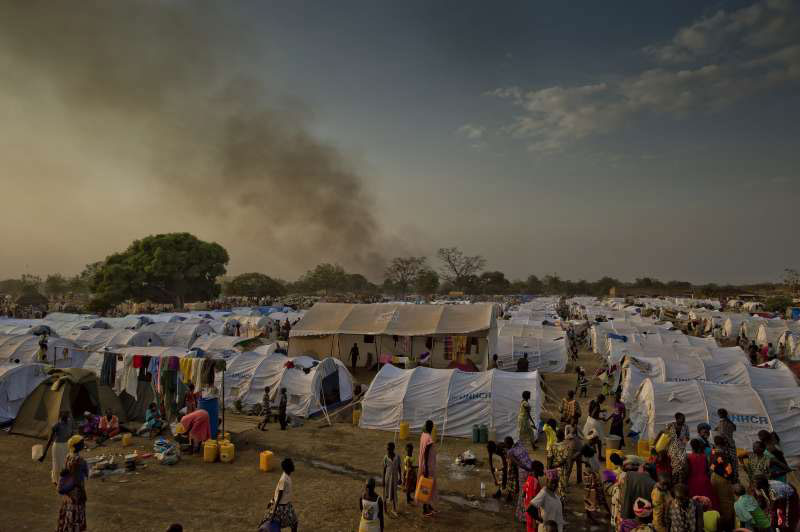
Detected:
[
  {"left": 456, "top": 123, "right": 485, "bottom": 140},
  {"left": 487, "top": 0, "right": 800, "bottom": 152}
]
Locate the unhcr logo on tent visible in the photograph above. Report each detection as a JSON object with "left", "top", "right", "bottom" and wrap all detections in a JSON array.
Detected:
[
  {"left": 449, "top": 392, "right": 491, "bottom": 402},
  {"left": 725, "top": 414, "right": 769, "bottom": 425}
]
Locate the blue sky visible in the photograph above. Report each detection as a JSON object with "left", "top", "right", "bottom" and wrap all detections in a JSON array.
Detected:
[{"left": 0, "top": 0, "right": 798, "bottom": 283}]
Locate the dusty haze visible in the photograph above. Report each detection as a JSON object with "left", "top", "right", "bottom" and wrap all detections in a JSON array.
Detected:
[{"left": 0, "top": 1, "right": 405, "bottom": 280}]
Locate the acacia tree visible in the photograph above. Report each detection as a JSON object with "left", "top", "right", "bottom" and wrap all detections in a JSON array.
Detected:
[
  {"left": 296, "top": 263, "right": 348, "bottom": 295},
  {"left": 415, "top": 269, "right": 439, "bottom": 296},
  {"left": 384, "top": 256, "right": 427, "bottom": 297},
  {"left": 436, "top": 247, "right": 486, "bottom": 291},
  {"left": 89, "top": 233, "right": 229, "bottom": 309},
  {"left": 225, "top": 273, "right": 285, "bottom": 299}
]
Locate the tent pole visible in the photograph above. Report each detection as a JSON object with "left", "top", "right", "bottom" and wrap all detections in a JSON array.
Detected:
[{"left": 222, "top": 369, "right": 225, "bottom": 438}]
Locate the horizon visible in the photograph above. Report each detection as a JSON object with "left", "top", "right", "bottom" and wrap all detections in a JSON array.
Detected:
[{"left": 1, "top": 1, "right": 798, "bottom": 285}]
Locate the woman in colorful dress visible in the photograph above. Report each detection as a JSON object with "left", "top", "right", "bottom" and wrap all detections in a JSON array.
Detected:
[
  {"left": 580, "top": 444, "right": 609, "bottom": 526},
  {"left": 518, "top": 391, "right": 537, "bottom": 450},
  {"left": 753, "top": 475, "right": 800, "bottom": 532},
  {"left": 505, "top": 435, "right": 534, "bottom": 523},
  {"left": 686, "top": 438, "right": 714, "bottom": 503},
  {"left": 713, "top": 408, "right": 738, "bottom": 483},
  {"left": 260, "top": 458, "right": 298, "bottom": 532},
  {"left": 547, "top": 428, "right": 571, "bottom": 502},
  {"left": 656, "top": 412, "right": 689, "bottom": 485},
  {"left": 664, "top": 483, "right": 702, "bottom": 532},
  {"left": 522, "top": 460, "right": 545, "bottom": 532},
  {"left": 57, "top": 435, "right": 89, "bottom": 532},
  {"left": 709, "top": 436, "right": 736, "bottom": 530},
  {"left": 418, "top": 420, "right": 438, "bottom": 517}
]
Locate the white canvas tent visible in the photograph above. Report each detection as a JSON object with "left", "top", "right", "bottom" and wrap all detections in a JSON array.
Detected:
[
  {"left": 631, "top": 379, "right": 800, "bottom": 462},
  {"left": 190, "top": 334, "right": 249, "bottom": 354},
  {"left": 218, "top": 348, "right": 353, "bottom": 418},
  {"left": 495, "top": 322, "right": 567, "bottom": 372},
  {"left": 64, "top": 329, "right": 162, "bottom": 351},
  {"left": 359, "top": 365, "right": 541, "bottom": 440},
  {"left": 0, "top": 363, "right": 49, "bottom": 423}
]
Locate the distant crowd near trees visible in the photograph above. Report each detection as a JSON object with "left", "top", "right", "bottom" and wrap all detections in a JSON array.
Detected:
[{"left": 0, "top": 233, "right": 797, "bottom": 312}]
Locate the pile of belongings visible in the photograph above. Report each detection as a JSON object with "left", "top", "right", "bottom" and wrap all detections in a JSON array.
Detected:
[{"left": 153, "top": 437, "right": 180, "bottom": 466}]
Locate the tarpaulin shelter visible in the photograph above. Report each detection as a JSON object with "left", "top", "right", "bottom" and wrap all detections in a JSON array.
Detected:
[
  {"left": 0, "top": 333, "right": 88, "bottom": 368},
  {"left": 494, "top": 323, "right": 567, "bottom": 373},
  {"left": 630, "top": 379, "right": 800, "bottom": 462},
  {"left": 100, "top": 316, "right": 154, "bottom": 330},
  {"left": 11, "top": 368, "right": 126, "bottom": 438},
  {"left": 190, "top": 333, "right": 249, "bottom": 354},
  {"left": 755, "top": 320, "right": 800, "bottom": 348},
  {"left": 359, "top": 364, "right": 541, "bottom": 440},
  {"left": 218, "top": 348, "right": 353, "bottom": 418},
  {"left": 0, "top": 363, "right": 49, "bottom": 423},
  {"left": 289, "top": 303, "right": 498, "bottom": 370},
  {"left": 141, "top": 322, "right": 214, "bottom": 348}
]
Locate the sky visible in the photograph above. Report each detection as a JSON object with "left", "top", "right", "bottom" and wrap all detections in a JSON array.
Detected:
[{"left": 0, "top": 0, "right": 798, "bottom": 284}]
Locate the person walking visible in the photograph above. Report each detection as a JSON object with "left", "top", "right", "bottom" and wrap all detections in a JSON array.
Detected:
[
  {"left": 382, "top": 442, "right": 402, "bottom": 517},
  {"left": 418, "top": 420, "right": 437, "bottom": 517},
  {"left": 349, "top": 343, "right": 360, "bottom": 374},
  {"left": 278, "top": 388, "right": 288, "bottom": 430},
  {"left": 358, "top": 478, "right": 384, "bottom": 532},
  {"left": 260, "top": 458, "right": 298, "bottom": 532},
  {"left": 257, "top": 386, "right": 272, "bottom": 431},
  {"left": 518, "top": 391, "right": 537, "bottom": 450},
  {"left": 40, "top": 411, "right": 72, "bottom": 485},
  {"left": 657, "top": 412, "right": 689, "bottom": 485},
  {"left": 56, "top": 435, "right": 89, "bottom": 532}
]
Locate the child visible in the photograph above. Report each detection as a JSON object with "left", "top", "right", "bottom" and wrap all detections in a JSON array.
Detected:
[
  {"left": 382, "top": 442, "right": 402, "bottom": 517},
  {"left": 402, "top": 443, "right": 417, "bottom": 505},
  {"left": 577, "top": 369, "right": 589, "bottom": 398},
  {"left": 733, "top": 483, "right": 770, "bottom": 531},
  {"left": 257, "top": 386, "right": 271, "bottom": 431}
]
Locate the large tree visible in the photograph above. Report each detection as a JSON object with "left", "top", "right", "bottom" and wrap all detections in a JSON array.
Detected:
[
  {"left": 44, "top": 274, "right": 69, "bottom": 298},
  {"left": 384, "top": 256, "right": 427, "bottom": 297},
  {"left": 296, "top": 263, "right": 348, "bottom": 295},
  {"left": 415, "top": 269, "right": 439, "bottom": 296},
  {"left": 225, "top": 273, "right": 285, "bottom": 299},
  {"left": 89, "top": 233, "right": 229, "bottom": 309},
  {"left": 436, "top": 247, "right": 486, "bottom": 290},
  {"left": 479, "top": 270, "right": 511, "bottom": 295}
]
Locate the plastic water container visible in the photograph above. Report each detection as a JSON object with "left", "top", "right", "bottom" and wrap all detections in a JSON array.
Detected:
[
  {"left": 479, "top": 424, "right": 489, "bottom": 443},
  {"left": 352, "top": 408, "right": 361, "bottom": 426},
  {"left": 219, "top": 441, "right": 235, "bottom": 463},
  {"left": 415, "top": 475, "right": 434, "bottom": 503},
  {"left": 472, "top": 425, "right": 480, "bottom": 443},
  {"left": 399, "top": 421, "right": 409, "bottom": 440},
  {"left": 605, "top": 448, "right": 625, "bottom": 469},
  {"left": 198, "top": 397, "right": 219, "bottom": 439},
  {"left": 122, "top": 433, "right": 132, "bottom": 447},
  {"left": 637, "top": 439, "right": 652, "bottom": 458},
  {"left": 260, "top": 450, "right": 274, "bottom": 472},
  {"left": 203, "top": 440, "right": 218, "bottom": 463}
]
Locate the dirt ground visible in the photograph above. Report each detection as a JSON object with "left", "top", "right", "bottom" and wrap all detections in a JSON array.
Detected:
[{"left": 1, "top": 346, "right": 621, "bottom": 531}]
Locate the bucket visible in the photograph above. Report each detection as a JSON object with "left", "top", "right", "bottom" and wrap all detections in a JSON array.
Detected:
[
  {"left": 122, "top": 433, "right": 132, "bottom": 447},
  {"left": 399, "top": 421, "right": 410, "bottom": 440},
  {"left": 606, "top": 435, "right": 622, "bottom": 450},
  {"left": 198, "top": 397, "right": 219, "bottom": 439},
  {"left": 203, "top": 440, "right": 218, "bottom": 463},
  {"left": 605, "top": 448, "right": 625, "bottom": 469},
  {"left": 352, "top": 409, "right": 361, "bottom": 426},
  {"left": 472, "top": 425, "right": 480, "bottom": 443},
  {"left": 219, "top": 441, "right": 235, "bottom": 463},
  {"left": 260, "top": 450, "right": 274, "bottom": 472},
  {"left": 223, "top": 431, "right": 231, "bottom": 441},
  {"left": 637, "top": 439, "right": 652, "bottom": 458},
  {"left": 479, "top": 424, "right": 488, "bottom": 444}
]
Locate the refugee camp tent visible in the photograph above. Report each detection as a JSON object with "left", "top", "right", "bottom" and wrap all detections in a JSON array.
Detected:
[
  {"left": 141, "top": 322, "right": 213, "bottom": 348},
  {"left": 43, "top": 312, "right": 99, "bottom": 322},
  {"left": 0, "top": 333, "right": 87, "bottom": 368},
  {"left": 190, "top": 333, "right": 249, "bottom": 354},
  {"left": 359, "top": 365, "right": 541, "bottom": 440},
  {"left": 755, "top": 321, "right": 800, "bottom": 348},
  {"left": 64, "top": 328, "right": 163, "bottom": 351},
  {"left": 0, "top": 363, "right": 49, "bottom": 424},
  {"left": 630, "top": 379, "right": 799, "bottom": 460},
  {"left": 758, "top": 387, "right": 800, "bottom": 466},
  {"left": 101, "top": 316, "right": 153, "bottom": 330},
  {"left": 11, "top": 368, "right": 126, "bottom": 438},
  {"left": 722, "top": 315, "right": 748, "bottom": 338},
  {"left": 218, "top": 349, "right": 353, "bottom": 418},
  {"left": 226, "top": 316, "right": 272, "bottom": 338},
  {"left": 495, "top": 323, "right": 567, "bottom": 372},
  {"left": 289, "top": 303, "right": 498, "bottom": 370}
]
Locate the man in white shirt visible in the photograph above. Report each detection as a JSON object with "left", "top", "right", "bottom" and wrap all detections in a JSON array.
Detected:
[{"left": 530, "top": 473, "right": 565, "bottom": 532}]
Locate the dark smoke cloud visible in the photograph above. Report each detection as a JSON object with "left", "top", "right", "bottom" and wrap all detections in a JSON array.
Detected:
[{"left": 0, "top": 1, "right": 394, "bottom": 278}]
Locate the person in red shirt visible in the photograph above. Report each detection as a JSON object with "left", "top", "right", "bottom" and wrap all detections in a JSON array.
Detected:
[
  {"left": 184, "top": 382, "right": 199, "bottom": 413},
  {"left": 97, "top": 410, "right": 119, "bottom": 443}
]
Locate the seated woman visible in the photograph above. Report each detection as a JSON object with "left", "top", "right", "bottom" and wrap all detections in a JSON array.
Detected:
[
  {"left": 79, "top": 411, "right": 99, "bottom": 438},
  {"left": 137, "top": 403, "right": 164, "bottom": 438},
  {"left": 180, "top": 408, "right": 211, "bottom": 453},
  {"left": 97, "top": 410, "right": 120, "bottom": 443}
]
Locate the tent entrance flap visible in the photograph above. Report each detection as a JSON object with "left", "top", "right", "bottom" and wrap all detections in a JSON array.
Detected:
[{"left": 320, "top": 370, "right": 341, "bottom": 406}]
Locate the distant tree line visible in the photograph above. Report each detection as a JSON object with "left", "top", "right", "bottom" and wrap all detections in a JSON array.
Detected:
[{"left": 1, "top": 234, "right": 797, "bottom": 312}]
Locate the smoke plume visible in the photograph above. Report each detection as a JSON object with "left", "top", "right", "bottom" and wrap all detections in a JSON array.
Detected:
[{"left": 0, "top": 1, "right": 394, "bottom": 279}]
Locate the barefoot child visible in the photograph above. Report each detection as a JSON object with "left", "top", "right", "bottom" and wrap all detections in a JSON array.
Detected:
[
  {"left": 383, "top": 442, "right": 402, "bottom": 517},
  {"left": 403, "top": 443, "right": 417, "bottom": 505}
]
